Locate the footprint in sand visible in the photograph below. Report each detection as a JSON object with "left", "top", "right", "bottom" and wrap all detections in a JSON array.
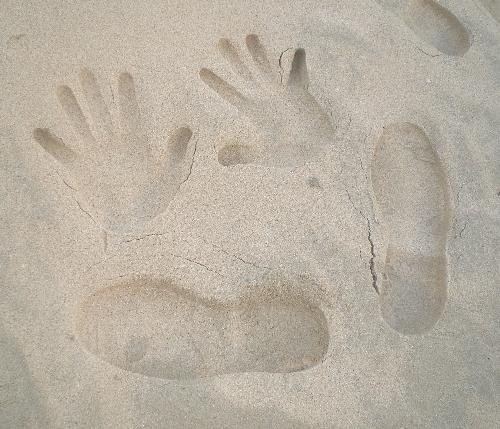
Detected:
[
  {"left": 76, "top": 276, "right": 329, "bottom": 379},
  {"left": 33, "top": 69, "right": 194, "bottom": 233},
  {"left": 376, "top": 0, "right": 470, "bottom": 56},
  {"left": 371, "top": 123, "right": 451, "bottom": 335},
  {"left": 200, "top": 34, "right": 335, "bottom": 168}
]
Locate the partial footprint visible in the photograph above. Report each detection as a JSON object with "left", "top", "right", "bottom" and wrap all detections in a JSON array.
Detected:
[
  {"left": 371, "top": 123, "right": 451, "bottom": 335},
  {"left": 200, "top": 34, "right": 335, "bottom": 168},
  {"left": 479, "top": 0, "right": 500, "bottom": 23},
  {"left": 34, "top": 69, "right": 194, "bottom": 233},
  {"left": 76, "top": 276, "right": 329, "bottom": 379},
  {"left": 376, "top": 0, "right": 470, "bottom": 56}
]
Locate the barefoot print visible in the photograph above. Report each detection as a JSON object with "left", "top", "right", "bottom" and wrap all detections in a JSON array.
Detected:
[
  {"left": 371, "top": 123, "right": 451, "bottom": 335},
  {"left": 76, "top": 276, "right": 329, "bottom": 379},
  {"left": 200, "top": 34, "right": 335, "bottom": 168},
  {"left": 34, "top": 69, "right": 194, "bottom": 233}
]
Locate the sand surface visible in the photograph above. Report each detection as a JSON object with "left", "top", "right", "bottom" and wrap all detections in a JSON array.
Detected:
[{"left": 1, "top": 0, "right": 499, "bottom": 427}]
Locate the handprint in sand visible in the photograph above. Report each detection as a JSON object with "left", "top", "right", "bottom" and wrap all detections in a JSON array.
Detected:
[
  {"left": 34, "top": 69, "right": 193, "bottom": 233},
  {"left": 200, "top": 34, "right": 335, "bottom": 168}
]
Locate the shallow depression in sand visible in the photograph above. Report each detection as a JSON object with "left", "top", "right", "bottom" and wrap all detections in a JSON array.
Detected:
[
  {"left": 75, "top": 277, "right": 329, "bottom": 379},
  {"left": 33, "top": 69, "right": 194, "bottom": 233},
  {"left": 403, "top": 0, "right": 470, "bottom": 56},
  {"left": 371, "top": 122, "right": 451, "bottom": 335},
  {"left": 200, "top": 34, "right": 335, "bottom": 168}
]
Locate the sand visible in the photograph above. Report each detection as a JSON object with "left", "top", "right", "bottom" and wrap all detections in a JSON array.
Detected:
[{"left": 1, "top": 0, "right": 499, "bottom": 427}]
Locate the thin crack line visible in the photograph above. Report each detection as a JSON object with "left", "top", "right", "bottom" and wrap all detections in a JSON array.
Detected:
[
  {"left": 75, "top": 198, "right": 97, "bottom": 225},
  {"left": 457, "top": 219, "right": 468, "bottom": 239},
  {"left": 199, "top": 238, "right": 272, "bottom": 271},
  {"left": 62, "top": 178, "right": 77, "bottom": 191},
  {"left": 367, "top": 219, "right": 378, "bottom": 294},
  {"left": 180, "top": 131, "right": 199, "bottom": 186},
  {"left": 169, "top": 252, "right": 224, "bottom": 277},
  {"left": 54, "top": 170, "right": 78, "bottom": 192},
  {"left": 402, "top": 38, "right": 441, "bottom": 58},
  {"left": 345, "top": 188, "right": 378, "bottom": 293},
  {"left": 452, "top": 183, "right": 465, "bottom": 237},
  {"left": 123, "top": 232, "right": 167, "bottom": 243},
  {"left": 278, "top": 47, "right": 293, "bottom": 84}
]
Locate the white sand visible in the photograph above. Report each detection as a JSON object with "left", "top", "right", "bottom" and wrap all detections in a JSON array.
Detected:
[{"left": 1, "top": 0, "right": 499, "bottom": 427}]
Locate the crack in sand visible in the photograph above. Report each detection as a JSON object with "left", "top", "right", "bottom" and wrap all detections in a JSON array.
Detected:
[
  {"left": 367, "top": 219, "right": 378, "bottom": 294},
  {"left": 345, "top": 188, "right": 378, "bottom": 293},
  {"left": 169, "top": 252, "right": 224, "bottom": 277},
  {"left": 180, "top": 131, "right": 199, "bottom": 186},
  {"left": 458, "top": 220, "right": 468, "bottom": 238},
  {"left": 123, "top": 232, "right": 168, "bottom": 243},
  {"left": 403, "top": 39, "right": 442, "bottom": 58},
  {"left": 454, "top": 218, "right": 469, "bottom": 239},
  {"left": 55, "top": 169, "right": 78, "bottom": 192},
  {"left": 278, "top": 47, "right": 293, "bottom": 84},
  {"left": 452, "top": 183, "right": 466, "bottom": 239},
  {"left": 200, "top": 238, "right": 273, "bottom": 271},
  {"left": 75, "top": 198, "right": 97, "bottom": 225}
]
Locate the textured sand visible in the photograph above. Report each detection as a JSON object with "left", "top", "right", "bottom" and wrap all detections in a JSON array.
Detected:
[{"left": 1, "top": 0, "right": 499, "bottom": 427}]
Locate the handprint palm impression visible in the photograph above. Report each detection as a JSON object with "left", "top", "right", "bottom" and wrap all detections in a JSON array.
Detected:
[
  {"left": 34, "top": 70, "right": 193, "bottom": 233},
  {"left": 200, "top": 34, "right": 335, "bottom": 168}
]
